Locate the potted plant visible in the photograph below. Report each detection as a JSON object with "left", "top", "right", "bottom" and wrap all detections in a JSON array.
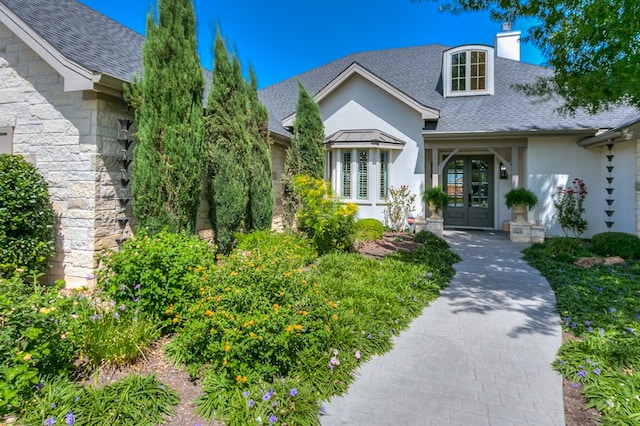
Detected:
[
  {"left": 422, "top": 186, "right": 450, "bottom": 219},
  {"left": 504, "top": 187, "right": 538, "bottom": 222}
]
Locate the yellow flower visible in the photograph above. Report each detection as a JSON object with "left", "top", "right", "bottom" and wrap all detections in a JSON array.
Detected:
[
  {"left": 225, "top": 287, "right": 231, "bottom": 292},
  {"left": 223, "top": 358, "right": 228, "bottom": 366},
  {"left": 230, "top": 271, "right": 238, "bottom": 276},
  {"left": 332, "top": 314, "right": 338, "bottom": 320},
  {"left": 224, "top": 341, "right": 231, "bottom": 352},
  {"left": 172, "top": 316, "right": 179, "bottom": 323},
  {"left": 293, "top": 324, "right": 302, "bottom": 331},
  {"left": 205, "top": 309, "right": 214, "bottom": 317},
  {"left": 286, "top": 325, "right": 293, "bottom": 333},
  {"left": 22, "top": 353, "right": 32, "bottom": 362},
  {"left": 249, "top": 332, "right": 256, "bottom": 338}
]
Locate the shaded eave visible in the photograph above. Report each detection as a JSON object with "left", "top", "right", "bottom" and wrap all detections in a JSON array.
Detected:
[
  {"left": 0, "top": 2, "right": 127, "bottom": 96},
  {"left": 282, "top": 62, "right": 440, "bottom": 128},
  {"left": 423, "top": 128, "right": 598, "bottom": 140},
  {"left": 578, "top": 115, "right": 640, "bottom": 148}
]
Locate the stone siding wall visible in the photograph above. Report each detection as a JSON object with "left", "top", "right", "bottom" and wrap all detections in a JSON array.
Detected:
[
  {"left": 271, "top": 142, "right": 286, "bottom": 214},
  {"left": 0, "top": 22, "right": 131, "bottom": 287}
]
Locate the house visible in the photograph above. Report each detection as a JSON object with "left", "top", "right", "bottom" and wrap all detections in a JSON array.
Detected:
[
  {"left": 1, "top": 0, "right": 638, "bottom": 288},
  {"left": 0, "top": 0, "right": 288, "bottom": 287},
  {"left": 259, "top": 27, "right": 640, "bottom": 239}
]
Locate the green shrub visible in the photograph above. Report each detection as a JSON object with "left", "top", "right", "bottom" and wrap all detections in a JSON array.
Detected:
[
  {"left": 294, "top": 174, "right": 358, "bottom": 254},
  {"left": 97, "top": 230, "right": 216, "bottom": 330},
  {"left": 414, "top": 230, "right": 451, "bottom": 251},
  {"left": 0, "top": 275, "right": 85, "bottom": 416},
  {"left": 354, "top": 218, "right": 384, "bottom": 242},
  {"left": 0, "top": 154, "right": 55, "bottom": 276},
  {"left": 77, "top": 308, "right": 160, "bottom": 369},
  {"left": 24, "top": 374, "right": 178, "bottom": 426},
  {"left": 591, "top": 232, "right": 640, "bottom": 260}
]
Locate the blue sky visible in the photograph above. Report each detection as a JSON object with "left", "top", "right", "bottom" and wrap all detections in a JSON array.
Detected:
[{"left": 79, "top": 0, "right": 544, "bottom": 88}]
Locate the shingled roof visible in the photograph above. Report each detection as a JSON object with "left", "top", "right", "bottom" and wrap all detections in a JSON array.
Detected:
[
  {"left": 259, "top": 44, "right": 636, "bottom": 138},
  {"left": 0, "top": 0, "right": 145, "bottom": 82}
]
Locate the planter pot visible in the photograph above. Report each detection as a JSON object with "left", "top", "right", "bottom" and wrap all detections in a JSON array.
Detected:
[
  {"left": 512, "top": 203, "right": 527, "bottom": 222},
  {"left": 428, "top": 201, "right": 441, "bottom": 219}
]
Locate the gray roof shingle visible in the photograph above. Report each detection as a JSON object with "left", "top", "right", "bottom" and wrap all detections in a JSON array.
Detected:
[
  {"left": 1, "top": 0, "right": 144, "bottom": 81},
  {"left": 259, "top": 44, "right": 636, "bottom": 137}
]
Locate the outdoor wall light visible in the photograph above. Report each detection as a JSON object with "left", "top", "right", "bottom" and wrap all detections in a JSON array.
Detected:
[{"left": 499, "top": 162, "right": 508, "bottom": 179}]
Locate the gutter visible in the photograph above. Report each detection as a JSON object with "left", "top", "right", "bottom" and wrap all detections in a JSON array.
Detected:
[{"left": 577, "top": 130, "right": 622, "bottom": 148}]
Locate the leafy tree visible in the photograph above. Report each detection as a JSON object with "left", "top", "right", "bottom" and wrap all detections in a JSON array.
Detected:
[
  {"left": 245, "top": 68, "right": 274, "bottom": 231},
  {"left": 435, "top": 0, "right": 640, "bottom": 114},
  {"left": 130, "top": 0, "right": 204, "bottom": 233},
  {"left": 205, "top": 33, "right": 250, "bottom": 253},
  {"left": 282, "top": 81, "right": 325, "bottom": 229}
]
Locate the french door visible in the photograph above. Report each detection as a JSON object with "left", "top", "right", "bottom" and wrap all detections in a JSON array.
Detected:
[{"left": 443, "top": 156, "right": 494, "bottom": 228}]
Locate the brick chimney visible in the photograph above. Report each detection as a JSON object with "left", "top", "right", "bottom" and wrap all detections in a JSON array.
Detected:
[{"left": 494, "top": 23, "right": 521, "bottom": 61}]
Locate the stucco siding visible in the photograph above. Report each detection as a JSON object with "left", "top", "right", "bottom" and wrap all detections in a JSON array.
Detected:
[{"left": 321, "top": 74, "right": 426, "bottom": 222}]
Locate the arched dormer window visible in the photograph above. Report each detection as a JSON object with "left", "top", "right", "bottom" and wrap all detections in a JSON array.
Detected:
[{"left": 443, "top": 45, "right": 494, "bottom": 97}]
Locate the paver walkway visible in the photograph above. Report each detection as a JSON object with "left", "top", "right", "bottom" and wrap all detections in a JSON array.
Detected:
[{"left": 321, "top": 230, "right": 564, "bottom": 425}]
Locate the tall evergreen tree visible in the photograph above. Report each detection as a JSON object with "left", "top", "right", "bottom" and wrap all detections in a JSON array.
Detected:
[
  {"left": 245, "top": 68, "right": 274, "bottom": 231},
  {"left": 130, "top": 0, "right": 204, "bottom": 234},
  {"left": 282, "top": 81, "right": 325, "bottom": 229},
  {"left": 205, "top": 33, "right": 250, "bottom": 253}
]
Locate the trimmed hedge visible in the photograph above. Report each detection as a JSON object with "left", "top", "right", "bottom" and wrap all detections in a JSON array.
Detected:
[
  {"left": 354, "top": 218, "right": 384, "bottom": 242},
  {"left": 0, "top": 154, "right": 55, "bottom": 276},
  {"left": 591, "top": 232, "right": 640, "bottom": 260}
]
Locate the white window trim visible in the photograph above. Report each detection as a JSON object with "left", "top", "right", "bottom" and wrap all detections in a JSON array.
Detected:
[
  {"left": 443, "top": 45, "right": 495, "bottom": 98},
  {"left": 333, "top": 148, "right": 392, "bottom": 205}
]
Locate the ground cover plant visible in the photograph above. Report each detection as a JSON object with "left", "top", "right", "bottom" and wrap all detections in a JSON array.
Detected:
[
  {"left": 1, "top": 227, "right": 459, "bottom": 425},
  {"left": 523, "top": 236, "right": 640, "bottom": 425},
  {"left": 161, "top": 229, "right": 459, "bottom": 424}
]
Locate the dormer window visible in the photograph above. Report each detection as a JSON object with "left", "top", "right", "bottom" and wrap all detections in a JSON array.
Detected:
[{"left": 444, "top": 45, "right": 494, "bottom": 97}]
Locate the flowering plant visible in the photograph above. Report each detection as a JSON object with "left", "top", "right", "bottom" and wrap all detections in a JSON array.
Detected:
[
  {"left": 384, "top": 185, "right": 416, "bottom": 231},
  {"left": 553, "top": 178, "right": 588, "bottom": 237}
]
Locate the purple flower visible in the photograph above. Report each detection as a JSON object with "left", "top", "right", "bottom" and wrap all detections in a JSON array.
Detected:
[
  {"left": 570, "top": 323, "right": 577, "bottom": 329},
  {"left": 584, "top": 320, "right": 591, "bottom": 326},
  {"left": 578, "top": 369, "right": 586, "bottom": 378},
  {"left": 133, "top": 284, "right": 141, "bottom": 290},
  {"left": 89, "top": 314, "right": 101, "bottom": 322},
  {"left": 74, "top": 396, "right": 79, "bottom": 403},
  {"left": 609, "top": 307, "right": 616, "bottom": 313},
  {"left": 571, "top": 382, "right": 579, "bottom": 388},
  {"left": 119, "top": 284, "right": 126, "bottom": 291},
  {"left": 594, "top": 368, "right": 601, "bottom": 375},
  {"left": 290, "top": 388, "right": 298, "bottom": 397},
  {"left": 587, "top": 326, "right": 593, "bottom": 333},
  {"left": 65, "top": 411, "right": 75, "bottom": 426},
  {"left": 44, "top": 417, "right": 56, "bottom": 426},
  {"left": 133, "top": 297, "right": 140, "bottom": 303},
  {"left": 119, "top": 304, "right": 126, "bottom": 311},
  {"left": 248, "top": 399, "right": 254, "bottom": 408},
  {"left": 242, "top": 390, "right": 250, "bottom": 398},
  {"left": 262, "top": 390, "right": 274, "bottom": 401},
  {"left": 355, "top": 350, "right": 361, "bottom": 360},
  {"left": 320, "top": 405, "right": 326, "bottom": 415},
  {"left": 269, "top": 415, "right": 277, "bottom": 424},
  {"left": 427, "top": 272, "right": 433, "bottom": 279},
  {"left": 51, "top": 403, "right": 56, "bottom": 409},
  {"left": 599, "top": 328, "right": 605, "bottom": 337},
  {"left": 35, "top": 382, "right": 44, "bottom": 390}
]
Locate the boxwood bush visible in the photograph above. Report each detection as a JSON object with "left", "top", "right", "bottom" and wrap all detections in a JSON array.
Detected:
[
  {"left": 0, "top": 154, "right": 55, "bottom": 276},
  {"left": 354, "top": 218, "right": 384, "bottom": 242},
  {"left": 591, "top": 232, "right": 640, "bottom": 260}
]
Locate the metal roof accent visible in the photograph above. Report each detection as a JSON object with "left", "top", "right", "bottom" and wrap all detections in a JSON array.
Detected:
[{"left": 324, "top": 129, "right": 406, "bottom": 150}]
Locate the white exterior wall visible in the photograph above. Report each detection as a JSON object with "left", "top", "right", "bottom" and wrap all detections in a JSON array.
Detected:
[
  {"left": 320, "top": 75, "right": 425, "bottom": 222},
  {"left": 0, "top": 22, "right": 131, "bottom": 287},
  {"left": 526, "top": 135, "right": 623, "bottom": 238}
]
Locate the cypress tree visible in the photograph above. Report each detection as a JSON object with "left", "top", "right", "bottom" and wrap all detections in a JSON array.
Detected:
[
  {"left": 205, "top": 33, "right": 250, "bottom": 253},
  {"left": 131, "top": 0, "right": 204, "bottom": 234},
  {"left": 282, "top": 81, "right": 325, "bottom": 229},
  {"left": 245, "top": 67, "right": 273, "bottom": 231}
]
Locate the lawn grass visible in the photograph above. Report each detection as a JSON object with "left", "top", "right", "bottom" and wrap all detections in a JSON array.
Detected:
[{"left": 523, "top": 238, "right": 640, "bottom": 425}]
